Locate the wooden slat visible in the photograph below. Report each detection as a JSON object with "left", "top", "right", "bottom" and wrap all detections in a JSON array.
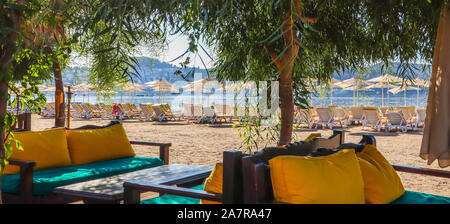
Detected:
[{"left": 392, "top": 164, "right": 450, "bottom": 178}]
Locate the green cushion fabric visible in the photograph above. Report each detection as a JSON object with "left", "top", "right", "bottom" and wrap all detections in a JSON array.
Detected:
[
  {"left": 2, "top": 156, "right": 164, "bottom": 195},
  {"left": 390, "top": 190, "right": 450, "bottom": 204},
  {"left": 141, "top": 185, "right": 205, "bottom": 204}
]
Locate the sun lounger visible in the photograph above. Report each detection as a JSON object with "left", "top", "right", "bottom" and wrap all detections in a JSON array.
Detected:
[
  {"left": 349, "top": 106, "right": 364, "bottom": 124},
  {"left": 385, "top": 112, "right": 409, "bottom": 133},
  {"left": 298, "top": 109, "right": 318, "bottom": 129},
  {"left": 329, "top": 107, "right": 349, "bottom": 128},
  {"left": 413, "top": 108, "right": 426, "bottom": 130},
  {"left": 41, "top": 103, "right": 55, "bottom": 117},
  {"left": 315, "top": 107, "right": 335, "bottom": 129},
  {"left": 139, "top": 104, "right": 155, "bottom": 121},
  {"left": 201, "top": 106, "right": 218, "bottom": 124},
  {"left": 80, "top": 103, "right": 102, "bottom": 118},
  {"left": 214, "top": 104, "right": 234, "bottom": 123},
  {"left": 362, "top": 107, "right": 385, "bottom": 132},
  {"left": 97, "top": 103, "right": 115, "bottom": 119},
  {"left": 151, "top": 105, "right": 182, "bottom": 122},
  {"left": 71, "top": 103, "right": 90, "bottom": 119},
  {"left": 394, "top": 106, "right": 415, "bottom": 124}
]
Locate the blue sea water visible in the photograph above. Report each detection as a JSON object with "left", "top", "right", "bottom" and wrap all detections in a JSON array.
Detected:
[{"left": 47, "top": 87, "right": 429, "bottom": 110}]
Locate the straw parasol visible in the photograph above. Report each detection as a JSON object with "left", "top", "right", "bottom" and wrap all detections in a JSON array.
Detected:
[
  {"left": 405, "top": 78, "right": 431, "bottom": 107},
  {"left": 183, "top": 78, "right": 223, "bottom": 92},
  {"left": 323, "top": 78, "right": 342, "bottom": 105},
  {"left": 145, "top": 79, "right": 173, "bottom": 88},
  {"left": 388, "top": 85, "right": 420, "bottom": 106},
  {"left": 367, "top": 74, "right": 404, "bottom": 106},
  {"left": 119, "top": 82, "right": 144, "bottom": 103},
  {"left": 337, "top": 78, "right": 370, "bottom": 106},
  {"left": 366, "top": 82, "right": 398, "bottom": 107},
  {"left": 146, "top": 80, "right": 175, "bottom": 104},
  {"left": 367, "top": 74, "right": 403, "bottom": 84},
  {"left": 72, "top": 83, "right": 94, "bottom": 103}
]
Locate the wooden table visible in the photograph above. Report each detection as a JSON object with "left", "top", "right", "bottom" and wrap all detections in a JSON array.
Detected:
[{"left": 53, "top": 164, "right": 213, "bottom": 204}]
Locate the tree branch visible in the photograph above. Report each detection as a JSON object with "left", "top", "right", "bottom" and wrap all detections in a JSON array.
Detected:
[
  {"left": 293, "top": 0, "right": 319, "bottom": 24},
  {"left": 264, "top": 45, "right": 282, "bottom": 70}
]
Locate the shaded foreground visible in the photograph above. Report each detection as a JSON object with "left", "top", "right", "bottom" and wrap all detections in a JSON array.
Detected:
[{"left": 32, "top": 114, "right": 450, "bottom": 198}]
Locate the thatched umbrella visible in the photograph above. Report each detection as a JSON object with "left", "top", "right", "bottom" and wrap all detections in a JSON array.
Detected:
[
  {"left": 388, "top": 85, "right": 420, "bottom": 106},
  {"left": 366, "top": 82, "right": 398, "bottom": 107}
]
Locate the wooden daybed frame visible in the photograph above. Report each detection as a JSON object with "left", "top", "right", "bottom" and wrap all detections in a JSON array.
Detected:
[
  {"left": 123, "top": 150, "right": 246, "bottom": 204},
  {"left": 2, "top": 122, "right": 171, "bottom": 204},
  {"left": 241, "top": 132, "right": 450, "bottom": 204},
  {"left": 122, "top": 131, "right": 348, "bottom": 204}
]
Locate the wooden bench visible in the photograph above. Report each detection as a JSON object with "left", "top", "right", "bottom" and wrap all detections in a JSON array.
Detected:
[
  {"left": 2, "top": 121, "right": 171, "bottom": 204},
  {"left": 241, "top": 132, "right": 450, "bottom": 204}
]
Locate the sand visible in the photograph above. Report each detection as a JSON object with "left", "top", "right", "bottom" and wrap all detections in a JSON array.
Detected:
[{"left": 32, "top": 114, "right": 449, "bottom": 198}]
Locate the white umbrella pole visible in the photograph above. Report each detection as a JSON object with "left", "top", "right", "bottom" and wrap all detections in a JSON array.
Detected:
[
  {"left": 330, "top": 87, "right": 333, "bottom": 105},
  {"left": 388, "top": 87, "right": 390, "bottom": 106},
  {"left": 381, "top": 87, "right": 384, "bottom": 107},
  {"left": 416, "top": 86, "right": 419, "bottom": 107},
  {"left": 353, "top": 88, "right": 355, "bottom": 106},
  {"left": 404, "top": 90, "right": 406, "bottom": 106}
]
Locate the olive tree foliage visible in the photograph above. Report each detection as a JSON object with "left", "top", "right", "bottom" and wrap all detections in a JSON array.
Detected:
[
  {"left": 58, "top": 0, "right": 193, "bottom": 93},
  {"left": 181, "top": 0, "right": 444, "bottom": 145}
]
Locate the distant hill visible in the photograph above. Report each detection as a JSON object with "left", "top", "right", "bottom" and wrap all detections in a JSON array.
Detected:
[
  {"left": 332, "top": 62, "right": 432, "bottom": 81},
  {"left": 62, "top": 57, "right": 211, "bottom": 85},
  {"left": 61, "top": 57, "right": 431, "bottom": 85}
]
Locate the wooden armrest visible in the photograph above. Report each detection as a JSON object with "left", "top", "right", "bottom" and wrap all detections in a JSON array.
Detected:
[
  {"left": 6, "top": 158, "right": 35, "bottom": 203},
  {"left": 7, "top": 158, "right": 36, "bottom": 168},
  {"left": 123, "top": 181, "right": 222, "bottom": 204},
  {"left": 129, "top": 141, "right": 171, "bottom": 147},
  {"left": 129, "top": 140, "right": 171, "bottom": 165},
  {"left": 392, "top": 164, "right": 450, "bottom": 179}
]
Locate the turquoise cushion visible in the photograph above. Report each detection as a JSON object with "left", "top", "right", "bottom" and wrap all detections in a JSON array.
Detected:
[
  {"left": 2, "top": 156, "right": 164, "bottom": 195},
  {"left": 141, "top": 185, "right": 205, "bottom": 204},
  {"left": 390, "top": 190, "right": 450, "bottom": 204}
]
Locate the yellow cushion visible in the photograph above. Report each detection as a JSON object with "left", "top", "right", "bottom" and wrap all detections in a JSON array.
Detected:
[
  {"left": 3, "top": 128, "right": 72, "bottom": 174},
  {"left": 66, "top": 124, "right": 135, "bottom": 165},
  {"left": 304, "top": 133, "right": 321, "bottom": 142},
  {"left": 201, "top": 163, "right": 223, "bottom": 204},
  {"left": 269, "top": 150, "right": 365, "bottom": 204},
  {"left": 356, "top": 144, "right": 405, "bottom": 204}
]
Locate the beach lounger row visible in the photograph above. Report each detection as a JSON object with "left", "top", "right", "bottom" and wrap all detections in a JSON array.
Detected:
[
  {"left": 181, "top": 103, "right": 234, "bottom": 124},
  {"left": 295, "top": 105, "right": 426, "bottom": 133}
]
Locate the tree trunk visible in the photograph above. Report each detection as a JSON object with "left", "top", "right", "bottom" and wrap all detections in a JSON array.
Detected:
[
  {"left": 277, "top": 14, "right": 300, "bottom": 146},
  {"left": 0, "top": 80, "right": 9, "bottom": 204},
  {"left": 49, "top": 48, "right": 65, "bottom": 128}
]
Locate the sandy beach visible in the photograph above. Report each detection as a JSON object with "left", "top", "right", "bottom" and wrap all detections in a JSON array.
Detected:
[{"left": 32, "top": 114, "right": 449, "bottom": 198}]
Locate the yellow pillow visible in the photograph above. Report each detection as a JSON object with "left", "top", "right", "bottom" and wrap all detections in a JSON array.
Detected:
[
  {"left": 66, "top": 123, "right": 135, "bottom": 165},
  {"left": 269, "top": 150, "right": 365, "bottom": 204},
  {"left": 3, "top": 128, "right": 72, "bottom": 174},
  {"left": 201, "top": 163, "right": 223, "bottom": 204},
  {"left": 304, "top": 133, "right": 321, "bottom": 142},
  {"left": 356, "top": 144, "right": 405, "bottom": 204}
]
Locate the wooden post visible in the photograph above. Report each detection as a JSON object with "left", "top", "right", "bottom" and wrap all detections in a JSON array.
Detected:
[{"left": 67, "top": 86, "right": 71, "bottom": 128}]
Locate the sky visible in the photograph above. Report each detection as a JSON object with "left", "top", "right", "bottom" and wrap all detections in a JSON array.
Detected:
[
  {"left": 68, "top": 33, "right": 215, "bottom": 69},
  {"left": 150, "top": 34, "right": 215, "bottom": 69}
]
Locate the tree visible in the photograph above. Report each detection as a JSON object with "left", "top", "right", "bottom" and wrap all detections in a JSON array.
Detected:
[{"left": 188, "top": 0, "right": 443, "bottom": 146}]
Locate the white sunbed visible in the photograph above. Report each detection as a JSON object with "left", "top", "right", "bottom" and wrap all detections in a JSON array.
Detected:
[
  {"left": 385, "top": 112, "right": 409, "bottom": 133},
  {"left": 362, "top": 108, "right": 384, "bottom": 132}
]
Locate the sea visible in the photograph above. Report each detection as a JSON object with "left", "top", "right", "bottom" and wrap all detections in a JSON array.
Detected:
[{"left": 48, "top": 87, "right": 429, "bottom": 110}]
